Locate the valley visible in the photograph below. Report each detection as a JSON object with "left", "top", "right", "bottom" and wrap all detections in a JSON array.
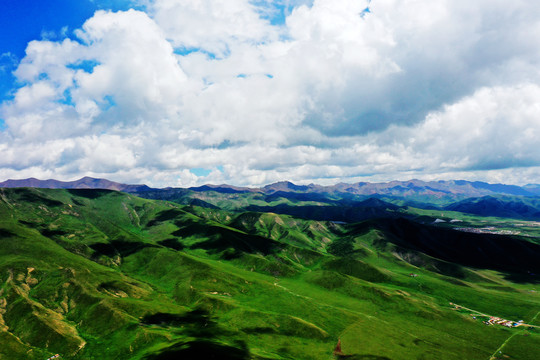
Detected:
[{"left": 0, "top": 183, "right": 538, "bottom": 359}]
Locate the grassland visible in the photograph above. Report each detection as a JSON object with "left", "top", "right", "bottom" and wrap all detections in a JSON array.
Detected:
[{"left": 0, "top": 187, "right": 538, "bottom": 359}]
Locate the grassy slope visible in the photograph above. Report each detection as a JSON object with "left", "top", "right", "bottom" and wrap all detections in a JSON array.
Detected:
[{"left": 0, "top": 188, "right": 538, "bottom": 359}]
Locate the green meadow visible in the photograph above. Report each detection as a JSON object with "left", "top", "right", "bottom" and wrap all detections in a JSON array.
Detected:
[{"left": 0, "top": 188, "right": 538, "bottom": 359}]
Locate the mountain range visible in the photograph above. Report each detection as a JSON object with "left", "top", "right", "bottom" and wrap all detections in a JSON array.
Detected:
[
  {"left": 5, "top": 177, "right": 540, "bottom": 221},
  {"left": 2, "top": 177, "right": 539, "bottom": 197}
]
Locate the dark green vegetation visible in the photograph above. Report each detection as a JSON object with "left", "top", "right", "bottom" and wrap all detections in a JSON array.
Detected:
[
  {"left": 0, "top": 187, "right": 539, "bottom": 359},
  {"left": 134, "top": 181, "right": 540, "bottom": 222},
  {"left": 444, "top": 196, "right": 540, "bottom": 220}
]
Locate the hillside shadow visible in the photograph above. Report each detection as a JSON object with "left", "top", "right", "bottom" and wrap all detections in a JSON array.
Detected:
[
  {"left": 188, "top": 229, "right": 278, "bottom": 258},
  {"left": 142, "top": 309, "right": 216, "bottom": 331},
  {"left": 245, "top": 198, "right": 401, "bottom": 223},
  {"left": 158, "top": 238, "right": 185, "bottom": 251},
  {"left": 13, "top": 189, "right": 63, "bottom": 207},
  {"left": 142, "top": 309, "right": 242, "bottom": 356},
  {"left": 0, "top": 228, "right": 16, "bottom": 238},
  {"left": 348, "top": 218, "right": 540, "bottom": 283},
  {"left": 90, "top": 239, "right": 158, "bottom": 257},
  {"left": 67, "top": 189, "right": 114, "bottom": 199},
  {"left": 337, "top": 356, "right": 392, "bottom": 360},
  {"left": 171, "top": 221, "right": 280, "bottom": 258},
  {"left": 504, "top": 272, "right": 539, "bottom": 284},
  {"left": 39, "top": 228, "right": 68, "bottom": 238},
  {"left": 145, "top": 339, "right": 249, "bottom": 360},
  {"left": 146, "top": 209, "right": 186, "bottom": 227}
]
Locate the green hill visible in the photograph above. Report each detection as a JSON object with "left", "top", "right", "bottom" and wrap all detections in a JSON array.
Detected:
[{"left": 0, "top": 188, "right": 539, "bottom": 359}]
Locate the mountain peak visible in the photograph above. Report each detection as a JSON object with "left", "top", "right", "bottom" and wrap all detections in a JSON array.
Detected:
[{"left": 262, "top": 181, "right": 310, "bottom": 193}]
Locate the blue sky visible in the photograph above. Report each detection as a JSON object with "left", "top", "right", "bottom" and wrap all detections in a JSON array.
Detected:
[
  {"left": 1, "top": 0, "right": 540, "bottom": 187},
  {"left": 0, "top": 0, "right": 138, "bottom": 100}
]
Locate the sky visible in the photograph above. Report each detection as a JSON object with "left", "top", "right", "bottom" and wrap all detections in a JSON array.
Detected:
[{"left": 0, "top": 0, "right": 540, "bottom": 187}]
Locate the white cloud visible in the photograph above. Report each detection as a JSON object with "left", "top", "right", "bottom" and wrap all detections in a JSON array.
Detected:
[
  {"left": 403, "top": 83, "right": 540, "bottom": 171},
  {"left": 1, "top": 1, "right": 540, "bottom": 187},
  {"left": 148, "top": 0, "right": 278, "bottom": 56}
]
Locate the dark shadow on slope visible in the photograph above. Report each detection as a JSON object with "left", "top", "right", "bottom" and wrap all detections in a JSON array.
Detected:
[
  {"left": 142, "top": 309, "right": 231, "bottom": 339},
  {"left": 145, "top": 340, "right": 249, "bottom": 360},
  {"left": 348, "top": 218, "right": 540, "bottom": 283},
  {"left": 189, "top": 230, "right": 276, "bottom": 258},
  {"left": 18, "top": 220, "right": 39, "bottom": 228},
  {"left": 158, "top": 238, "right": 185, "bottom": 251},
  {"left": 504, "top": 272, "right": 539, "bottom": 283},
  {"left": 154, "top": 209, "right": 185, "bottom": 222},
  {"left": 142, "top": 309, "right": 214, "bottom": 328},
  {"left": 18, "top": 221, "right": 69, "bottom": 239},
  {"left": 186, "top": 199, "right": 220, "bottom": 209},
  {"left": 394, "top": 249, "right": 468, "bottom": 280},
  {"left": 133, "top": 188, "right": 191, "bottom": 202},
  {"left": 444, "top": 196, "right": 540, "bottom": 220},
  {"left": 337, "top": 356, "right": 392, "bottom": 360},
  {"left": 171, "top": 221, "right": 280, "bottom": 258},
  {"left": 67, "top": 189, "right": 114, "bottom": 199},
  {"left": 246, "top": 198, "right": 400, "bottom": 223},
  {"left": 90, "top": 239, "right": 158, "bottom": 257},
  {"left": 12, "top": 188, "right": 63, "bottom": 207},
  {"left": 0, "top": 228, "right": 16, "bottom": 238},
  {"left": 71, "top": 198, "right": 85, "bottom": 206},
  {"left": 146, "top": 209, "right": 186, "bottom": 227},
  {"left": 328, "top": 237, "right": 368, "bottom": 258},
  {"left": 39, "top": 228, "right": 68, "bottom": 238},
  {"left": 323, "top": 258, "right": 391, "bottom": 283}
]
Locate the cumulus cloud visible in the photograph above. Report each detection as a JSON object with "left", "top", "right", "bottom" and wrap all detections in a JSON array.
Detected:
[
  {"left": 401, "top": 84, "right": 540, "bottom": 171},
  {"left": 1, "top": 0, "right": 540, "bottom": 187},
  {"left": 149, "top": 0, "right": 278, "bottom": 55}
]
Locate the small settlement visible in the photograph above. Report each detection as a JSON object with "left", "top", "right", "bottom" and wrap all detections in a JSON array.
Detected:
[
  {"left": 450, "top": 302, "right": 536, "bottom": 329},
  {"left": 484, "top": 317, "right": 523, "bottom": 328}
]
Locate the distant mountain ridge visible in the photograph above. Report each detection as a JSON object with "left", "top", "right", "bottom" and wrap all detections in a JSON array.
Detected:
[
  {"left": 2, "top": 177, "right": 539, "bottom": 198},
  {"left": 261, "top": 179, "right": 536, "bottom": 197},
  {"left": 0, "top": 176, "right": 153, "bottom": 193},
  {"left": 181, "top": 179, "right": 539, "bottom": 198}
]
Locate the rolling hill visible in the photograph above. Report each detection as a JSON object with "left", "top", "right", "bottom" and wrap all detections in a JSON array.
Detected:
[{"left": 0, "top": 187, "right": 539, "bottom": 359}]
